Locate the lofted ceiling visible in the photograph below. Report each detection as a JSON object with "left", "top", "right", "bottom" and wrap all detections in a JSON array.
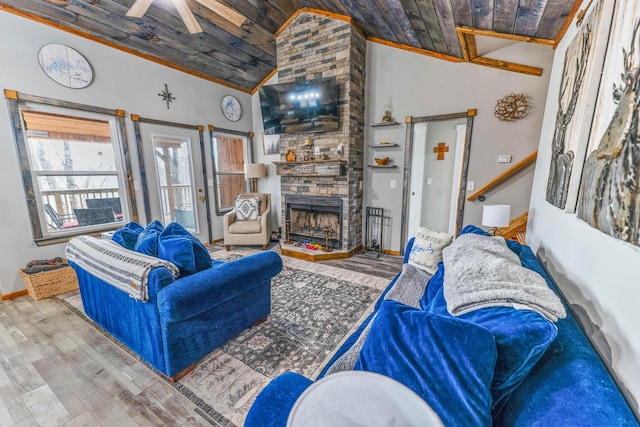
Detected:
[{"left": 1, "top": 0, "right": 581, "bottom": 93}]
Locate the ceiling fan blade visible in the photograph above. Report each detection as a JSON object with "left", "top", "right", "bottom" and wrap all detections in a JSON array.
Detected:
[
  {"left": 126, "top": 0, "right": 154, "bottom": 18},
  {"left": 171, "top": 0, "right": 203, "bottom": 34},
  {"left": 194, "top": 0, "right": 245, "bottom": 27}
]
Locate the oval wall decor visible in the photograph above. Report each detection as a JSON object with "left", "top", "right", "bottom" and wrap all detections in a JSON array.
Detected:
[{"left": 38, "top": 44, "right": 93, "bottom": 89}]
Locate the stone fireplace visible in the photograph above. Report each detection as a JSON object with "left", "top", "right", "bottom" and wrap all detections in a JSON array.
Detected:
[
  {"left": 286, "top": 195, "right": 343, "bottom": 249},
  {"left": 275, "top": 11, "right": 366, "bottom": 254}
]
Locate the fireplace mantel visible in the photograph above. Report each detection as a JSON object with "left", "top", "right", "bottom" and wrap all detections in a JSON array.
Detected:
[{"left": 274, "top": 160, "right": 346, "bottom": 177}]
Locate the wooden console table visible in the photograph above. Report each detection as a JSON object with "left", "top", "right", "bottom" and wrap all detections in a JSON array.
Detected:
[{"left": 274, "top": 159, "right": 346, "bottom": 177}]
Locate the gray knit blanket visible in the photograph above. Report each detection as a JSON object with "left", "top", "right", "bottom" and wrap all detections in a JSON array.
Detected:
[
  {"left": 65, "top": 235, "right": 179, "bottom": 302},
  {"left": 443, "top": 233, "right": 566, "bottom": 322}
]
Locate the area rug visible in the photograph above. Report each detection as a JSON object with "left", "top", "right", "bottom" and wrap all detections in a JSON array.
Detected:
[{"left": 62, "top": 248, "right": 390, "bottom": 426}]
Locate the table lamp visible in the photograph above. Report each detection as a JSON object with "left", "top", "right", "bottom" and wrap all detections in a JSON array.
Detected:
[
  {"left": 244, "top": 163, "right": 267, "bottom": 192},
  {"left": 482, "top": 204, "right": 510, "bottom": 235}
]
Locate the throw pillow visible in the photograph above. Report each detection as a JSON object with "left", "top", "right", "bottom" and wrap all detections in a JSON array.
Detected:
[
  {"left": 235, "top": 196, "right": 261, "bottom": 221},
  {"left": 157, "top": 222, "right": 212, "bottom": 276},
  {"left": 422, "top": 261, "right": 558, "bottom": 418},
  {"left": 354, "top": 300, "right": 497, "bottom": 427},
  {"left": 112, "top": 221, "right": 144, "bottom": 250},
  {"left": 408, "top": 226, "right": 453, "bottom": 274},
  {"left": 134, "top": 220, "right": 164, "bottom": 256}
]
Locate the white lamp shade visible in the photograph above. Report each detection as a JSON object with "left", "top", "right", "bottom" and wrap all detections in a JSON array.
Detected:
[
  {"left": 244, "top": 163, "right": 267, "bottom": 179},
  {"left": 482, "top": 204, "right": 511, "bottom": 228}
]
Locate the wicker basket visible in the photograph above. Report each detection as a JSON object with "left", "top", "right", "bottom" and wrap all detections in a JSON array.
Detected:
[{"left": 19, "top": 263, "right": 79, "bottom": 300}]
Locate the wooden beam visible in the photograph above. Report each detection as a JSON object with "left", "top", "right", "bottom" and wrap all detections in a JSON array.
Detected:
[
  {"left": 126, "top": 0, "right": 154, "bottom": 18},
  {"left": 467, "top": 151, "right": 537, "bottom": 201},
  {"left": 368, "top": 36, "right": 464, "bottom": 63},
  {"left": 456, "top": 26, "right": 555, "bottom": 45},
  {"left": 171, "top": 0, "right": 203, "bottom": 34},
  {"left": 470, "top": 56, "right": 543, "bottom": 76},
  {"left": 194, "top": 0, "right": 245, "bottom": 27}
]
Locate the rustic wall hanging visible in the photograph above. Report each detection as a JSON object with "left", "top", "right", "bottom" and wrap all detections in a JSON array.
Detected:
[{"left": 494, "top": 93, "right": 530, "bottom": 122}]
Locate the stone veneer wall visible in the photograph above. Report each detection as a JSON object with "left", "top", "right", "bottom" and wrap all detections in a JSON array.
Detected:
[{"left": 275, "top": 12, "right": 366, "bottom": 251}]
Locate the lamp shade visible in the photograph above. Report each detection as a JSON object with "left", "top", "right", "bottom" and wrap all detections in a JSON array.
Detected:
[
  {"left": 244, "top": 163, "right": 267, "bottom": 179},
  {"left": 482, "top": 204, "right": 511, "bottom": 228}
]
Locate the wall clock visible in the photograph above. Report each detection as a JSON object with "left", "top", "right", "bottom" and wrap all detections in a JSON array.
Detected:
[
  {"left": 38, "top": 44, "right": 93, "bottom": 89},
  {"left": 221, "top": 95, "right": 242, "bottom": 122}
]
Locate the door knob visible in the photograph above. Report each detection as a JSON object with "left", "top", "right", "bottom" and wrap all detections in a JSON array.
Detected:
[{"left": 199, "top": 195, "right": 206, "bottom": 202}]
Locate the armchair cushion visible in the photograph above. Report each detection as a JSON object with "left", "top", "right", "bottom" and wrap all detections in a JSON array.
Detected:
[
  {"left": 158, "top": 222, "right": 212, "bottom": 276},
  {"left": 235, "top": 196, "right": 261, "bottom": 221},
  {"left": 134, "top": 220, "right": 164, "bottom": 256},
  {"left": 228, "top": 220, "right": 262, "bottom": 234},
  {"left": 112, "top": 221, "right": 144, "bottom": 250}
]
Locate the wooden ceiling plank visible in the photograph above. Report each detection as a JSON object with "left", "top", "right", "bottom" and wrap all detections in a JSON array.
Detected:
[
  {"left": 308, "top": 0, "right": 351, "bottom": 17},
  {"left": 414, "top": 0, "right": 449, "bottom": 53},
  {"left": 513, "top": 0, "right": 547, "bottom": 37},
  {"left": 492, "top": 0, "right": 518, "bottom": 34},
  {"left": 375, "top": 0, "right": 422, "bottom": 47},
  {"left": 368, "top": 36, "right": 465, "bottom": 62},
  {"left": 432, "top": 0, "right": 463, "bottom": 57},
  {"left": 537, "top": 0, "right": 579, "bottom": 40},
  {"left": 209, "top": 0, "right": 283, "bottom": 33},
  {"left": 236, "top": 0, "right": 289, "bottom": 27},
  {"left": 400, "top": 0, "right": 436, "bottom": 51},
  {"left": 470, "top": 0, "right": 493, "bottom": 30},
  {"left": 450, "top": 0, "right": 472, "bottom": 27},
  {"left": 347, "top": 0, "right": 403, "bottom": 43},
  {"left": 266, "top": 0, "right": 305, "bottom": 17}
]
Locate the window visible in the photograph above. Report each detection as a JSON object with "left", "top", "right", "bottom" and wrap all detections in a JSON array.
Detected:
[
  {"left": 210, "top": 132, "right": 253, "bottom": 215},
  {"left": 6, "top": 92, "right": 135, "bottom": 244}
]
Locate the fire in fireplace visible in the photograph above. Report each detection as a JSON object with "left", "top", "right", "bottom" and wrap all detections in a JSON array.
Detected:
[{"left": 285, "top": 195, "right": 343, "bottom": 249}]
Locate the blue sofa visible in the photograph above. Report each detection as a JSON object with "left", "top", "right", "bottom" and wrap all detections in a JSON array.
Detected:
[
  {"left": 246, "top": 226, "right": 638, "bottom": 426},
  {"left": 67, "top": 232, "right": 282, "bottom": 381}
]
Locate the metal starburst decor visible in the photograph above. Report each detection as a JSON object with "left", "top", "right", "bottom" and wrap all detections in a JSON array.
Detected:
[{"left": 158, "top": 84, "right": 175, "bottom": 109}]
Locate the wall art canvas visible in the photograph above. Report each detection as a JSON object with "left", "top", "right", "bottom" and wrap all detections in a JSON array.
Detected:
[
  {"left": 263, "top": 132, "right": 280, "bottom": 155},
  {"left": 577, "top": 0, "right": 640, "bottom": 246},
  {"left": 545, "top": 0, "right": 614, "bottom": 211}
]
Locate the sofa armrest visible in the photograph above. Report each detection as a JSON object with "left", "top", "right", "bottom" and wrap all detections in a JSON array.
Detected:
[
  {"left": 245, "top": 372, "right": 313, "bottom": 427},
  {"left": 157, "top": 250, "right": 282, "bottom": 322}
]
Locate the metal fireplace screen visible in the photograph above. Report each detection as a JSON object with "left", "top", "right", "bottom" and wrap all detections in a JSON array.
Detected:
[
  {"left": 285, "top": 195, "right": 343, "bottom": 249},
  {"left": 365, "top": 207, "right": 383, "bottom": 253}
]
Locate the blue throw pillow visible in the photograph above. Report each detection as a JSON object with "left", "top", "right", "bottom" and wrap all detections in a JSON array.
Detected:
[
  {"left": 422, "top": 262, "right": 558, "bottom": 418},
  {"left": 157, "top": 222, "right": 212, "bottom": 276},
  {"left": 112, "top": 221, "right": 144, "bottom": 250},
  {"left": 354, "top": 300, "right": 497, "bottom": 427},
  {"left": 134, "top": 220, "right": 164, "bottom": 256}
]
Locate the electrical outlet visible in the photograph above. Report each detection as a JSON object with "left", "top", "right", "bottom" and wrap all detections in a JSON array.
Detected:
[
  {"left": 467, "top": 181, "right": 475, "bottom": 191},
  {"left": 314, "top": 146, "right": 320, "bottom": 155},
  {"left": 498, "top": 155, "right": 512, "bottom": 163},
  {"left": 390, "top": 179, "right": 396, "bottom": 189},
  {"left": 426, "top": 177, "right": 433, "bottom": 185}
]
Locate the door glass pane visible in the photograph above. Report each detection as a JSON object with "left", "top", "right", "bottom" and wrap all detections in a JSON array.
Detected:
[{"left": 152, "top": 134, "right": 197, "bottom": 231}]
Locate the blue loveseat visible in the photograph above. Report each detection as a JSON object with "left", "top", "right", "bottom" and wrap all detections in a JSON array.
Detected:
[
  {"left": 66, "top": 222, "right": 282, "bottom": 381},
  {"left": 246, "top": 226, "right": 638, "bottom": 426}
]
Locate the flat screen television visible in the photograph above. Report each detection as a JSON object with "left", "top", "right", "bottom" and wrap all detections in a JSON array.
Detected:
[{"left": 259, "top": 77, "right": 339, "bottom": 135}]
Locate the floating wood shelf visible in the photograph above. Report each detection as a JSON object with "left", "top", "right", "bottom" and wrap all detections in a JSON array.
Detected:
[
  {"left": 274, "top": 159, "right": 346, "bottom": 177},
  {"left": 467, "top": 151, "right": 538, "bottom": 201},
  {"left": 371, "top": 121, "right": 400, "bottom": 127},
  {"left": 368, "top": 164, "right": 397, "bottom": 169},
  {"left": 370, "top": 143, "right": 399, "bottom": 147}
]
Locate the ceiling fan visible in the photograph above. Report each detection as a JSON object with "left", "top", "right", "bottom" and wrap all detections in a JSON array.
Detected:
[{"left": 126, "top": 0, "right": 245, "bottom": 34}]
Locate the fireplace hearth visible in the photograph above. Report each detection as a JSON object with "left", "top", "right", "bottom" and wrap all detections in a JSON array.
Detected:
[{"left": 286, "top": 195, "right": 342, "bottom": 249}]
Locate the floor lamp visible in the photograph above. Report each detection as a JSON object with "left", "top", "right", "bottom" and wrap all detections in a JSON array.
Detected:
[
  {"left": 244, "top": 163, "right": 267, "bottom": 192},
  {"left": 482, "top": 204, "right": 511, "bottom": 236}
]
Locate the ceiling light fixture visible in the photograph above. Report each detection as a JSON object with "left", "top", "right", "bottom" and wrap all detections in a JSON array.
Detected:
[{"left": 126, "top": 0, "right": 244, "bottom": 34}]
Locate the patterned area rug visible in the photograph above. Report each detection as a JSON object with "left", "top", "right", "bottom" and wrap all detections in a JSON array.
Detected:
[{"left": 62, "top": 248, "right": 390, "bottom": 426}]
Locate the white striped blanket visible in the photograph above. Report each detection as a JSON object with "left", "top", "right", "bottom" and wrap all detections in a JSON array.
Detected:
[{"left": 65, "top": 235, "right": 179, "bottom": 302}]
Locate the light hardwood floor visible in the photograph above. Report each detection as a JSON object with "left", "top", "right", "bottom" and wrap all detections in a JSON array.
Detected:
[{"left": 0, "top": 248, "right": 403, "bottom": 426}]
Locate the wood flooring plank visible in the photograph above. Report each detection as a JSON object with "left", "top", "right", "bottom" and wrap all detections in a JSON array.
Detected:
[
  {"left": 63, "top": 410, "right": 101, "bottom": 426},
  {"left": 31, "top": 357, "right": 89, "bottom": 420},
  {"left": 0, "top": 383, "right": 31, "bottom": 426},
  {"left": 21, "top": 384, "right": 70, "bottom": 426},
  {"left": 142, "top": 380, "right": 212, "bottom": 426},
  {"left": 0, "top": 345, "right": 45, "bottom": 395},
  {"left": 82, "top": 388, "right": 138, "bottom": 427}
]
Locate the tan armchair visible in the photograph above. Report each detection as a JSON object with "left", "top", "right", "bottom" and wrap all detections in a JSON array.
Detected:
[{"left": 223, "top": 193, "right": 272, "bottom": 250}]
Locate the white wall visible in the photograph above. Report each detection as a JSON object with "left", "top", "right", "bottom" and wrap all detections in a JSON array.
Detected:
[
  {"left": 363, "top": 41, "right": 554, "bottom": 251},
  {"left": 527, "top": 11, "right": 640, "bottom": 410},
  {"left": 0, "top": 11, "right": 252, "bottom": 295}
]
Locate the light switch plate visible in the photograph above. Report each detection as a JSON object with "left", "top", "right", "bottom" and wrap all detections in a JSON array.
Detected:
[
  {"left": 390, "top": 179, "right": 396, "bottom": 189},
  {"left": 467, "top": 181, "right": 474, "bottom": 191},
  {"left": 498, "top": 155, "right": 512, "bottom": 163},
  {"left": 426, "top": 177, "right": 432, "bottom": 185}
]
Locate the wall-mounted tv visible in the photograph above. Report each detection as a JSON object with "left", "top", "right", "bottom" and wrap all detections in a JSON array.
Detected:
[{"left": 259, "top": 77, "right": 339, "bottom": 135}]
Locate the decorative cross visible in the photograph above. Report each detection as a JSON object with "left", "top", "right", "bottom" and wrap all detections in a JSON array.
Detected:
[
  {"left": 434, "top": 142, "right": 449, "bottom": 160},
  {"left": 158, "top": 84, "right": 175, "bottom": 109}
]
